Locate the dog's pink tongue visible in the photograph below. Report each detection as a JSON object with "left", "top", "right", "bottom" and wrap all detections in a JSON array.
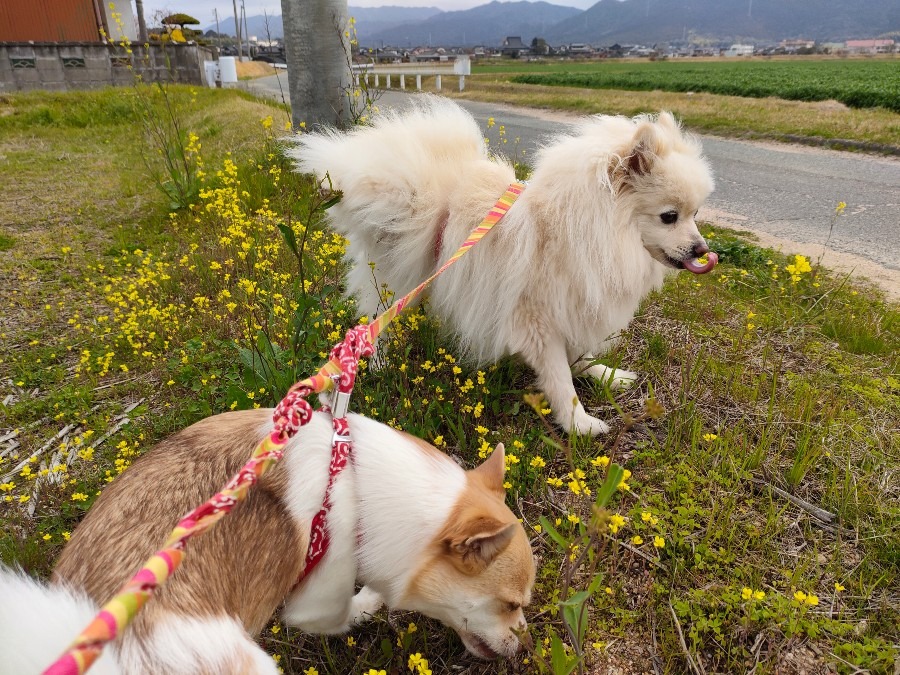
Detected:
[{"left": 683, "top": 251, "right": 718, "bottom": 274}]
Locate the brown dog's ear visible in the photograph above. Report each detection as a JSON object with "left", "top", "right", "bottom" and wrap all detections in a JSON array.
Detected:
[
  {"left": 471, "top": 443, "right": 506, "bottom": 494},
  {"left": 447, "top": 519, "right": 518, "bottom": 574}
]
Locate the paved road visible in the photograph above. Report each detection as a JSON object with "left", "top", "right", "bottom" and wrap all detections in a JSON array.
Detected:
[{"left": 247, "top": 75, "right": 900, "bottom": 288}]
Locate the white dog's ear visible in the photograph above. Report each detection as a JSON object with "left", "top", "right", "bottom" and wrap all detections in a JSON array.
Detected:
[
  {"left": 657, "top": 111, "right": 679, "bottom": 132},
  {"left": 471, "top": 443, "right": 506, "bottom": 493},
  {"left": 624, "top": 122, "right": 660, "bottom": 177},
  {"left": 447, "top": 520, "right": 518, "bottom": 574}
]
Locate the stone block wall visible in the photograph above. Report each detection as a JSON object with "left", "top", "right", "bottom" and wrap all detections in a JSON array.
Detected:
[{"left": 0, "top": 43, "right": 215, "bottom": 92}]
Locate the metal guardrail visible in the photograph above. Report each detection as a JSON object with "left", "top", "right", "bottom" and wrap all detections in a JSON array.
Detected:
[{"left": 351, "top": 55, "right": 471, "bottom": 91}]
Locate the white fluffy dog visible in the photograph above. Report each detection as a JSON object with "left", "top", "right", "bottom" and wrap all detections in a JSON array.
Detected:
[{"left": 292, "top": 97, "right": 716, "bottom": 435}]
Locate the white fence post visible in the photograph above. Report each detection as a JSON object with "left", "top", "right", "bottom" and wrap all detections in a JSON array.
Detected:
[
  {"left": 400, "top": 74, "right": 405, "bottom": 90},
  {"left": 435, "top": 74, "right": 441, "bottom": 91},
  {"left": 386, "top": 74, "right": 391, "bottom": 88},
  {"left": 459, "top": 75, "right": 465, "bottom": 91},
  {"left": 416, "top": 74, "right": 422, "bottom": 90}
]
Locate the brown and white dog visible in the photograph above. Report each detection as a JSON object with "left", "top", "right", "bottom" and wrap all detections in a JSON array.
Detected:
[{"left": 0, "top": 410, "right": 535, "bottom": 673}]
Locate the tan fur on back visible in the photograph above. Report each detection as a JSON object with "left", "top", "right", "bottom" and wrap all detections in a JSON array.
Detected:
[{"left": 53, "top": 409, "right": 307, "bottom": 637}]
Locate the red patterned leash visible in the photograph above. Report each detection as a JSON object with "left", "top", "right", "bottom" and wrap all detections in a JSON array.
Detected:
[{"left": 44, "top": 182, "right": 524, "bottom": 675}]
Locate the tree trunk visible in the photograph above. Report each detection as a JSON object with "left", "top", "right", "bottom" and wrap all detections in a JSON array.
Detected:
[{"left": 281, "top": 0, "right": 352, "bottom": 130}]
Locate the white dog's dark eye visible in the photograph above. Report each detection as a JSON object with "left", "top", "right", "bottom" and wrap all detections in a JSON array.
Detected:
[
  {"left": 505, "top": 601, "right": 521, "bottom": 612},
  {"left": 660, "top": 211, "right": 679, "bottom": 225}
]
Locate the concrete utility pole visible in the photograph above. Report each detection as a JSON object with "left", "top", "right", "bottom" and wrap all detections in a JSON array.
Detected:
[
  {"left": 233, "top": 0, "right": 243, "bottom": 59},
  {"left": 281, "top": 0, "right": 352, "bottom": 129},
  {"left": 241, "top": 0, "right": 250, "bottom": 53},
  {"left": 134, "top": 0, "right": 148, "bottom": 43}
]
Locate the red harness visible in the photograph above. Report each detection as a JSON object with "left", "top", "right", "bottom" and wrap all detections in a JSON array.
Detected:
[{"left": 292, "top": 326, "right": 373, "bottom": 587}]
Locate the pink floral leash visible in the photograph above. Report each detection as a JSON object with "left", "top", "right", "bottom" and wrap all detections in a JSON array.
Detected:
[{"left": 44, "top": 182, "right": 524, "bottom": 675}]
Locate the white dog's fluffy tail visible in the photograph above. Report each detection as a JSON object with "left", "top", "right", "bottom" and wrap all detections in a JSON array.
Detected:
[
  {"left": 287, "top": 96, "right": 512, "bottom": 315},
  {"left": 290, "top": 95, "right": 486, "bottom": 198},
  {"left": 0, "top": 567, "right": 119, "bottom": 674}
]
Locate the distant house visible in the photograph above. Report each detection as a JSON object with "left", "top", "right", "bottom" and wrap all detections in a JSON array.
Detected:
[
  {"left": 724, "top": 44, "right": 754, "bottom": 57},
  {"left": 845, "top": 39, "right": 894, "bottom": 54},
  {"left": 779, "top": 39, "right": 815, "bottom": 53},
  {"left": 568, "top": 42, "right": 593, "bottom": 55},
  {"left": 501, "top": 36, "right": 528, "bottom": 58},
  {"left": 820, "top": 42, "right": 846, "bottom": 54}
]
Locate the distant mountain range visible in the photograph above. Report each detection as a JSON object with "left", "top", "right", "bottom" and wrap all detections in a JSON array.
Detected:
[
  {"left": 545, "top": 0, "right": 900, "bottom": 45},
  {"left": 205, "top": 0, "right": 900, "bottom": 47},
  {"left": 202, "top": 6, "right": 444, "bottom": 43},
  {"left": 368, "top": 1, "right": 581, "bottom": 47}
]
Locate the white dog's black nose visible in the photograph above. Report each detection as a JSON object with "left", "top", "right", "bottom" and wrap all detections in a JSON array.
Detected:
[{"left": 692, "top": 242, "right": 710, "bottom": 257}]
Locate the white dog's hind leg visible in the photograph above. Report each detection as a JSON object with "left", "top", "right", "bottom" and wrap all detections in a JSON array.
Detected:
[
  {"left": 523, "top": 334, "right": 610, "bottom": 436},
  {"left": 572, "top": 356, "right": 637, "bottom": 390}
]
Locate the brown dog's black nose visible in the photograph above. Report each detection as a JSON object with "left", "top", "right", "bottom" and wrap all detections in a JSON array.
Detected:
[{"left": 693, "top": 242, "right": 710, "bottom": 257}]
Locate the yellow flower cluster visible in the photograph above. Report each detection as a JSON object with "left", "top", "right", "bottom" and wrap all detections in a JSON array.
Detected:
[
  {"left": 408, "top": 653, "right": 432, "bottom": 675},
  {"left": 785, "top": 254, "right": 812, "bottom": 283},
  {"left": 793, "top": 590, "right": 819, "bottom": 606},
  {"left": 741, "top": 586, "right": 766, "bottom": 601}
]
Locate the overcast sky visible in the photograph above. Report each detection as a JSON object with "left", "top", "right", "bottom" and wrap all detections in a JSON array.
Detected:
[{"left": 142, "top": 0, "right": 597, "bottom": 26}]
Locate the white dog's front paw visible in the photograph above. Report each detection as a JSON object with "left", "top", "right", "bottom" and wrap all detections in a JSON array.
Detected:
[
  {"left": 564, "top": 407, "right": 610, "bottom": 436},
  {"left": 349, "top": 586, "right": 384, "bottom": 627}
]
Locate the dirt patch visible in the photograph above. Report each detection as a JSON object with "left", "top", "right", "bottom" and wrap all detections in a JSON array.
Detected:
[{"left": 236, "top": 61, "right": 277, "bottom": 80}]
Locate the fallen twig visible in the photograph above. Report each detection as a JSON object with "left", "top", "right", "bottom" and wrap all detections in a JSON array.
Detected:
[
  {"left": 609, "top": 535, "right": 670, "bottom": 572},
  {"left": 0, "top": 423, "right": 78, "bottom": 483},
  {"left": 749, "top": 477, "right": 839, "bottom": 524},
  {"left": 668, "top": 600, "right": 704, "bottom": 675}
]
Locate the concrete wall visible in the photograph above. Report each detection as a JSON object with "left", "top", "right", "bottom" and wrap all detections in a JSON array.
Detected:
[{"left": 0, "top": 43, "right": 214, "bottom": 92}]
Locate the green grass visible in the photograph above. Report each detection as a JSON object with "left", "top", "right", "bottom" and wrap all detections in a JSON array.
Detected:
[
  {"left": 475, "top": 57, "right": 900, "bottom": 112},
  {"left": 1, "top": 89, "right": 898, "bottom": 674}
]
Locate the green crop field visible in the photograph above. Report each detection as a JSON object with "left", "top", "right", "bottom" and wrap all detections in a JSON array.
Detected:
[{"left": 483, "top": 58, "right": 900, "bottom": 112}]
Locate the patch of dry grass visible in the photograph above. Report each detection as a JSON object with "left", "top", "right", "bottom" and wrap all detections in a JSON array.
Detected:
[
  {"left": 236, "top": 60, "right": 278, "bottom": 80},
  {"left": 446, "top": 79, "right": 900, "bottom": 150}
]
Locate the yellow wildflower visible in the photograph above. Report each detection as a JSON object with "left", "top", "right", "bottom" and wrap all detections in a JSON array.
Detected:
[{"left": 608, "top": 514, "right": 625, "bottom": 534}]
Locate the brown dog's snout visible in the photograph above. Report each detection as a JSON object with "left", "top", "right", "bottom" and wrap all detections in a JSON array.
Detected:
[{"left": 514, "top": 623, "right": 532, "bottom": 652}]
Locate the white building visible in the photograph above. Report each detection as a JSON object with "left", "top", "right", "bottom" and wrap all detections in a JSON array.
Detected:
[{"left": 724, "top": 44, "right": 754, "bottom": 57}]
